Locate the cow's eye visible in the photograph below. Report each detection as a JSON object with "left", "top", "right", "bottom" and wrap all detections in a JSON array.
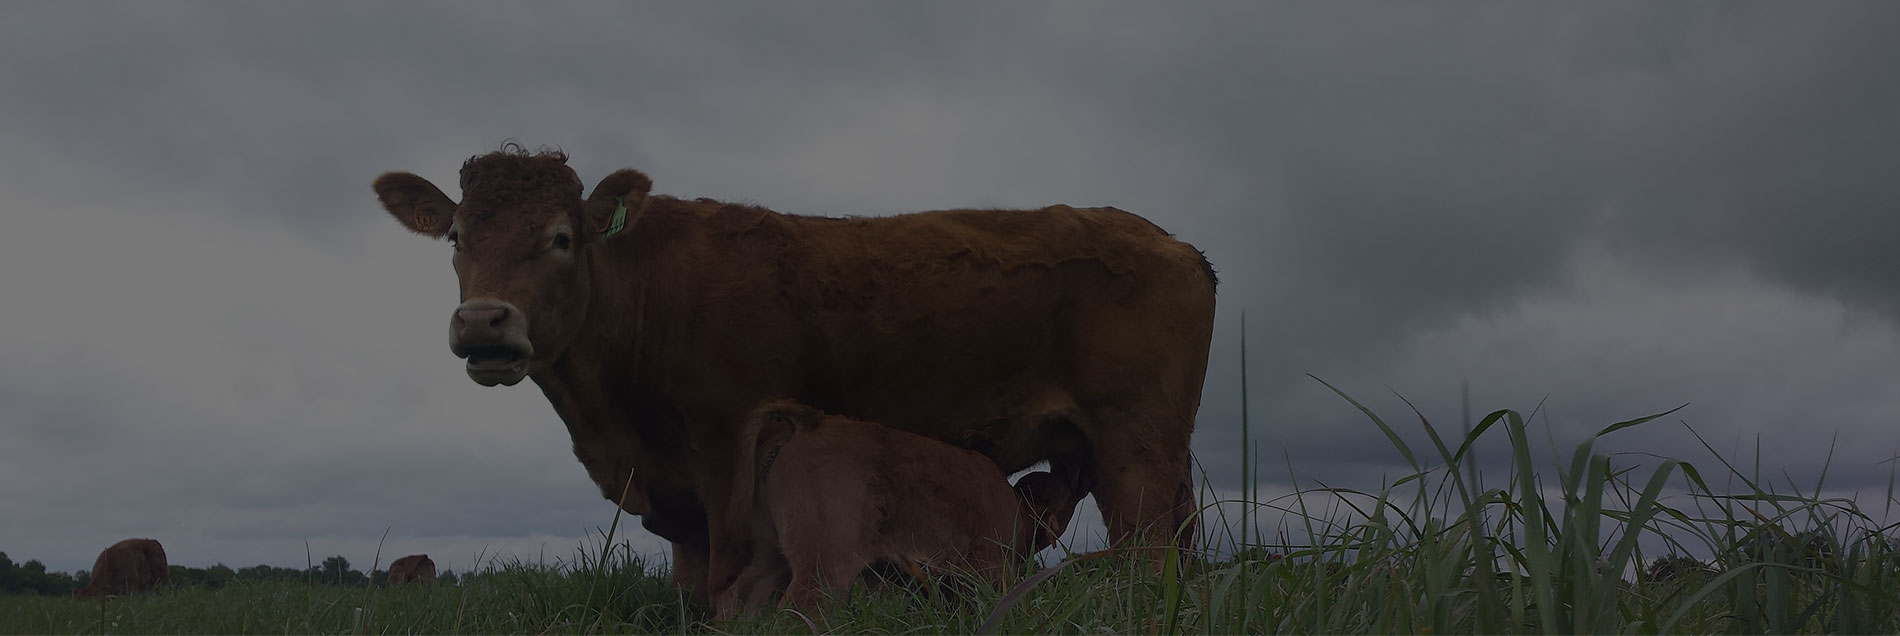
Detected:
[
  {"left": 447, "top": 231, "right": 460, "bottom": 250},
  {"left": 552, "top": 232, "right": 572, "bottom": 251}
]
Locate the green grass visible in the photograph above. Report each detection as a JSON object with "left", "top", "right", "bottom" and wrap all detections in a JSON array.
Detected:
[
  {"left": 11, "top": 377, "right": 1900, "bottom": 634},
  {"left": 0, "top": 548, "right": 694, "bottom": 635}
]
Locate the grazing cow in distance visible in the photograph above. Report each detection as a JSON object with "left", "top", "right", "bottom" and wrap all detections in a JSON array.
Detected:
[
  {"left": 74, "top": 538, "right": 168, "bottom": 600},
  {"left": 718, "top": 401, "right": 1077, "bottom": 615},
  {"left": 370, "top": 144, "right": 1216, "bottom": 604},
  {"left": 387, "top": 554, "right": 437, "bottom": 584}
]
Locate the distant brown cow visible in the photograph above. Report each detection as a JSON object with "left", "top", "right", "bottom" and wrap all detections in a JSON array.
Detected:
[
  {"left": 371, "top": 145, "right": 1216, "bottom": 603},
  {"left": 718, "top": 402, "right": 1076, "bottom": 615},
  {"left": 387, "top": 554, "right": 437, "bottom": 584},
  {"left": 74, "top": 538, "right": 168, "bottom": 600}
]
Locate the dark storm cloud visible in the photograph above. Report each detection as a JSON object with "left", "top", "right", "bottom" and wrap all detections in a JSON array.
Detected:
[
  {"left": 0, "top": 1, "right": 999, "bottom": 240},
  {"left": 2, "top": 1, "right": 651, "bottom": 240},
  {"left": 0, "top": 367, "right": 617, "bottom": 572},
  {"left": 0, "top": 193, "right": 624, "bottom": 571},
  {"left": 1594, "top": 4, "right": 1900, "bottom": 314},
  {"left": 1259, "top": 252, "right": 1900, "bottom": 497},
  {"left": 1086, "top": 3, "right": 1900, "bottom": 492}
]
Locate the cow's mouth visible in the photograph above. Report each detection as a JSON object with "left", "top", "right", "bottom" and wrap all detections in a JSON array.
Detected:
[{"left": 459, "top": 345, "right": 530, "bottom": 386}]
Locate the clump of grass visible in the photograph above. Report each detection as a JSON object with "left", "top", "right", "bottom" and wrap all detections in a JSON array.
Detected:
[
  {"left": 968, "top": 370, "right": 1900, "bottom": 635},
  {"left": 11, "top": 366, "right": 1900, "bottom": 633}
]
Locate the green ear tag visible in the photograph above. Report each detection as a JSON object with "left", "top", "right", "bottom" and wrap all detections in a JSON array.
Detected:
[{"left": 603, "top": 195, "right": 629, "bottom": 238}]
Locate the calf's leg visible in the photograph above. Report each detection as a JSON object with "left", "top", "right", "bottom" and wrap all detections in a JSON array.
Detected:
[
  {"left": 716, "top": 538, "right": 790, "bottom": 617},
  {"left": 780, "top": 550, "right": 874, "bottom": 614}
]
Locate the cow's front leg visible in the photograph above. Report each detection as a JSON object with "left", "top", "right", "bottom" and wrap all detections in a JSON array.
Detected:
[
  {"left": 705, "top": 522, "right": 756, "bottom": 612},
  {"left": 669, "top": 536, "right": 710, "bottom": 603}
]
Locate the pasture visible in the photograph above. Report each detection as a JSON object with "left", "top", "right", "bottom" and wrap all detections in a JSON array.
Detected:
[{"left": 7, "top": 381, "right": 1900, "bottom": 635}]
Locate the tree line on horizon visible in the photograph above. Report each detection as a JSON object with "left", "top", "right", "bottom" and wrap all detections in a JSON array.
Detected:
[{"left": 0, "top": 552, "right": 460, "bottom": 596}]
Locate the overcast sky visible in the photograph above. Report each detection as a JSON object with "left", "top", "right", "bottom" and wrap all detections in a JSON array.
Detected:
[{"left": 5, "top": 1, "right": 1899, "bottom": 574}]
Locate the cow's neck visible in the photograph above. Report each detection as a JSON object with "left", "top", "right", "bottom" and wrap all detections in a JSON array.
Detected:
[
  {"left": 525, "top": 240, "right": 691, "bottom": 516},
  {"left": 531, "top": 243, "right": 663, "bottom": 438}
]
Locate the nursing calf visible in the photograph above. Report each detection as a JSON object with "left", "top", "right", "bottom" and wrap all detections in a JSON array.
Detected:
[{"left": 719, "top": 402, "right": 1076, "bottom": 615}]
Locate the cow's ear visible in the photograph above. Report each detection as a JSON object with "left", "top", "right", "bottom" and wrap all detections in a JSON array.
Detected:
[
  {"left": 1036, "top": 525, "right": 1059, "bottom": 551},
  {"left": 372, "top": 172, "right": 457, "bottom": 238},
  {"left": 1037, "top": 503, "right": 1072, "bottom": 549},
  {"left": 585, "top": 169, "right": 654, "bottom": 238},
  {"left": 1029, "top": 481, "right": 1076, "bottom": 546}
]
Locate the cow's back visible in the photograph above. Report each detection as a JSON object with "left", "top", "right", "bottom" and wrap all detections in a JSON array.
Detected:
[
  {"left": 618, "top": 201, "right": 1211, "bottom": 429},
  {"left": 772, "top": 206, "right": 1215, "bottom": 448},
  {"left": 782, "top": 205, "right": 1202, "bottom": 316}
]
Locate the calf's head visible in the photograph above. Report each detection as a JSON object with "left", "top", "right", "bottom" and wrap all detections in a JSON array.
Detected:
[
  {"left": 372, "top": 146, "right": 652, "bottom": 386},
  {"left": 1014, "top": 471, "right": 1078, "bottom": 552}
]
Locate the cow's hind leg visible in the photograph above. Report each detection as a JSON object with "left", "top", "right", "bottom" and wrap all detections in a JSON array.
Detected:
[{"left": 1083, "top": 405, "right": 1200, "bottom": 555}]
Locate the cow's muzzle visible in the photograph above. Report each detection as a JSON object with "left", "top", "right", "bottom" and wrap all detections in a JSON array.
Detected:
[{"left": 448, "top": 299, "right": 534, "bottom": 387}]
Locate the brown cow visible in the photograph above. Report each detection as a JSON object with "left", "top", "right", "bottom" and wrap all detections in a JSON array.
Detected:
[
  {"left": 718, "top": 401, "right": 1076, "bottom": 615},
  {"left": 370, "top": 144, "right": 1216, "bottom": 604},
  {"left": 387, "top": 554, "right": 437, "bottom": 584},
  {"left": 74, "top": 538, "right": 168, "bottom": 600}
]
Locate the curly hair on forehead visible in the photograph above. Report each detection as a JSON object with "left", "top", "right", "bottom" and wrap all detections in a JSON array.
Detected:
[{"left": 458, "top": 141, "right": 582, "bottom": 196}]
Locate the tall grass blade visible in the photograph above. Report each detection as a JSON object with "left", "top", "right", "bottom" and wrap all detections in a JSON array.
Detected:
[
  {"left": 1238, "top": 311, "right": 1252, "bottom": 615},
  {"left": 1311, "top": 375, "right": 1421, "bottom": 472}
]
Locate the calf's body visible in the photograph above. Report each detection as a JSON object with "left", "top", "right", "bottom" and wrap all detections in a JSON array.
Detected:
[{"left": 722, "top": 402, "right": 1074, "bottom": 614}]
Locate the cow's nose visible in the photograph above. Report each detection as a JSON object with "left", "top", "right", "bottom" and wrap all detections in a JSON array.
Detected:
[{"left": 452, "top": 301, "right": 514, "bottom": 342}]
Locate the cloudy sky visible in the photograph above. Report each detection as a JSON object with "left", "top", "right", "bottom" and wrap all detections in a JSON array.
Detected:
[{"left": 5, "top": 1, "right": 1899, "bottom": 574}]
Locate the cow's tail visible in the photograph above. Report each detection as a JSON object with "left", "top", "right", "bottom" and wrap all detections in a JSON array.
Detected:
[
  {"left": 1196, "top": 248, "right": 1219, "bottom": 292},
  {"left": 726, "top": 400, "right": 818, "bottom": 531}
]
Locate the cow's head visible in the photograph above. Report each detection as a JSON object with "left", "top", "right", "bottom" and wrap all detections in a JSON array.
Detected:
[
  {"left": 1014, "top": 471, "right": 1078, "bottom": 552},
  {"left": 372, "top": 146, "right": 652, "bottom": 386}
]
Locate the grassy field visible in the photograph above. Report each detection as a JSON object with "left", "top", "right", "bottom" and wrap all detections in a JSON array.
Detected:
[{"left": 9, "top": 376, "right": 1900, "bottom": 634}]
